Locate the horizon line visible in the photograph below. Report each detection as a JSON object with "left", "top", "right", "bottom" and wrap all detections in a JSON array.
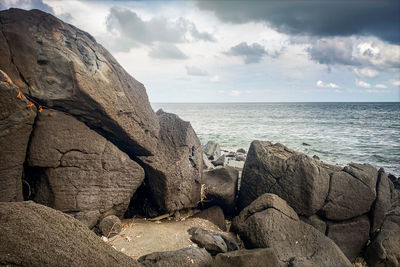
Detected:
[{"left": 151, "top": 101, "right": 400, "bottom": 104}]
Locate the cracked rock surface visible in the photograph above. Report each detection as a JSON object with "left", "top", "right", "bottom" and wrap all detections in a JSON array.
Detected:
[{"left": 26, "top": 110, "right": 144, "bottom": 226}]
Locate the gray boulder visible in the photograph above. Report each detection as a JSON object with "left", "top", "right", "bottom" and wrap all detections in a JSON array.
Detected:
[
  {"left": 203, "top": 141, "right": 221, "bottom": 160},
  {"left": 194, "top": 206, "right": 226, "bottom": 231},
  {"left": 0, "top": 8, "right": 203, "bottom": 214},
  {"left": 326, "top": 215, "right": 370, "bottom": 262},
  {"left": 236, "top": 148, "right": 246, "bottom": 154},
  {"left": 26, "top": 110, "right": 144, "bottom": 223},
  {"left": 188, "top": 227, "right": 228, "bottom": 255},
  {"left": 212, "top": 154, "right": 226, "bottom": 167},
  {"left": 138, "top": 109, "right": 203, "bottom": 212},
  {"left": 0, "top": 201, "right": 140, "bottom": 267},
  {"left": 212, "top": 248, "right": 281, "bottom": 267},
  {"left": 370, "top": 168, "right": 392, "bottom": 233},
  {"left": 203, "top": 166, "right": 239, "bottom": 214},
  {"left": 138, "top": 247, "right": 213, "bottom": 267},
  {"left": 238, "top": 141, "right": 330, "bottom": 216},
  {"left": 300, "top": 214, "right": 327, "bottom": 234},
  {"left": 321, "top": 163, "right": 378, "bottom": 220},
  {"left": 0, "top": 70, "right": 36, "bottom": 201},
  {"left": 232, "top": 193, "right": 352, "bottom": 267},
  {"left": 99, "top": 215, "right": 122, "bottom": 238},
  {"left": 365, "top": 204, "right": 400, "bottom": 267}
]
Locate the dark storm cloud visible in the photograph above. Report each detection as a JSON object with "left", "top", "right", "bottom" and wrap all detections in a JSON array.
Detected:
[
  {"left": 148, "top": 44, "right": 188, "bottom": 60},
  {"left": 225, "top": 42, "right": 281, "bottom": 64},
  {"left": 106, "top": 7, "right": 215, "bottom": 48},
  {"left": 0, "top": 0, "right": 54, "bottom": 13},
  {"left": 197, "top": 0, "right": 400, "bottom": 44}
]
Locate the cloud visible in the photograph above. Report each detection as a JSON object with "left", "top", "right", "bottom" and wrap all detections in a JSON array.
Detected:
[
  {"left": 210, "top": 75, "right": 220, "bottom": 82},
  {"left": 196, "top": 0, "right": 400, "bottom": 44},
  {"left": 392, "top": 80, "right": 400, "bottom": 87},
  {"left": 356, "top": 80, "right": 371, "bottom": 88},
  {"left": 185, "top": 66, "right": 208, "bottom": 76},
  {"left": 148, "top": 44, "right": 188, "bottom": 60},
  {"left": 306, "top": 37, "right": 400, "bottom": 70},
  {"left": 105, "top": 7, "right": 215, "bottom": 51},
  {"left": 230, "top": 90, "right": 242, "bottom": 96},
  {"left": 0, "top": 0, "right": 54, "bottom": 13},
  {"left": 375, "top": 84, "right": 387, "bottom": 89},
  {"left": 225, "top": 42, "right": 267, "bottom": 64},
  {"left": 316, "top": 80, "right": 339, "bottom": 88},
  {"left": 353, "top": 68, "right": 379, "bottom": 78}
]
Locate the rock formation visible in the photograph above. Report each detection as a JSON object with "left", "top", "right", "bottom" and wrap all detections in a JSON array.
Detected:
[
  {"left": 0, "top": 8, "right": 203, "bottom": 215},
  {"left": 0, "top": 201, "right": 139, "bottom": 267}
]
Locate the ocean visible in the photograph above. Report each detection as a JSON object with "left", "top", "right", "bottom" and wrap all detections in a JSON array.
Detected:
[{"left": 152, "top": 102, "right": 400, "bottom": 176}]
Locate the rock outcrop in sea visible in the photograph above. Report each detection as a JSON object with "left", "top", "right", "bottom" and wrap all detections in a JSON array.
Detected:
[{"left": 0, "top": 8, "right": 399, "bottom": 267}]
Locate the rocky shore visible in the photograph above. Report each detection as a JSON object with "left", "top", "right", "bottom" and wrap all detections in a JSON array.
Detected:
[{"left": 0, "top": 8, "right": 399, "bottom": 267}]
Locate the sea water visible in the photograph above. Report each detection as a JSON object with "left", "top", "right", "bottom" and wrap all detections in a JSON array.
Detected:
[{"left": 152, "top": 102, "right": 400, "bottom": 176}]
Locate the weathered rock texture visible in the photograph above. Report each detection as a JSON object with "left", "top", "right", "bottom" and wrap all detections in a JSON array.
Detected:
[
  {"left": 365, "top": 204, "right": 400, "bottom": 267},
  {"left": 138, "top": 247, "right": 213, "bottom": 267},
  {"left": 203, "top": 166, "right": 238, "bottom": 214},
  {"left": 232, "top": 193, "right": 352, "bottom": 267},
  {"left": 212, "top": 248, "right": 281, "bottom": 267},
  {"left": 0, "top": 201, "right": 139, "bottom": 267},
  {"left": 203, "top": 141, "right": 221, "bottom": 160},
  {"left": 0, "top": 8, "right": 203, "bottom": 214},
  {"left": 25, "top": 110, "right": 144, "bottom": 225},
  {"left": 238, "top": 141, "right": 330, "bottom": 216},
  {"left": 0, "top": 70, "right": 36, "bottom": 201}
]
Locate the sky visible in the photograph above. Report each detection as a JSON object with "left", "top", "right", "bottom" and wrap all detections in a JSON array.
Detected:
[{"left": 1, "top": 0, "right": 399, "bottom": 102}]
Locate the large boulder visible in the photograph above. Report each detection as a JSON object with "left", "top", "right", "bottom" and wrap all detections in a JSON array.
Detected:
[
  {"left": 203, "top": 141, "right": 221, "bottom": 160},
  {"left": 238, "top": 141, "right": 330, "bottom": 216},
  {"left": 138, "top": 247, "right": 213, "bottom": 267},
  {"left": 188, "top": 227, "right": 228, "bottom": 255},
  {"left": 365, "top": 204, "right": 400, "bottom": 267},
  {"left": 138, "top": 109, "right": 202, "bottom": 212},
  {"left": 26, "top": 110, "right": 144, "bottom": 225},
  {"left": 0, "top": 201, "right": 139, "bottom": 267},
  {"left": 212, "top": 248, "right": 281, "bottom": 267},
  {"left": 0, "top": 8, "right": 203, "bottom": 213},
  {"left": 194, "top": 206, "right": 226, "bottom": 231},
  {"left": 326, "top": 215, "right": 370, "bottom": 262},
  {"left": 370, "top": 168, "right": 392, "bottom": 233},
  {"left": 0, "top": 70, "right": 36, "bottom": 201},
  {"left": 321, "top": 163, "right": 378, "bottom": 220},
  {"left": 203, "top": 166, "right": 238, "bottom": 214},
  {"left": 232, "top": 193, "right": 352, "bottom": 267}
]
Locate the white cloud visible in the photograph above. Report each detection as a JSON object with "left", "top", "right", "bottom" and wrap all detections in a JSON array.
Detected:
[
  {"left": 392, "top": 80, "right": 400, "bottom": 87},
  {"left": 185, "top": 66, "right": 208, "bottom": 76},
  {"left": 356, "top": 80, "right": 371, "bottom": 88},
  {"left": 217, "top": 90, "right": 225, "bottom": 94},
  {"left": 230, "top": 90, "right": 242, "bottom": 96},
  {"left": 316, "top": 80, "right": 339, "bottom": 88},
  {"left": 210, "top": 75, "right": 220, "bottom": 82},
  {"left": 353, "top": 68, "right": 379, "bottom": 78},
  {"left": 375, "top": 84, "right": 387, "bottom": 88}
]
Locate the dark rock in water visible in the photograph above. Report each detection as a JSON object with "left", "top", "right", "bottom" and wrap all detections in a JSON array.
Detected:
[
  {"left": 203, "top": 166, "right": 238, "bottom": 214},
  {"left": 194, "top": 206, "right": 226, "bottom": 231},
  {"left": 326, "top": 215, "right": 370, "bottom": 262},
  {"left": 99, "top": 215, "right": 122, "bottom": 238},
  {"left": 302, "top": 142, "right": 311, "bottom": 146},
  {"left": 232, "top": 193, "right": 352, "bottom": 267},
  {"left": 0, "top": 8, "right": 203, "bottom": 214},
  {"left": 226, "top": 152, "right": 236, "bottom": 158},
  {"left": 312, "top": 155, "right": 320, "bottom": 160},
  {"left": 236, "top": 148, "right": 246, "bottom": 154},
  {"left": 235, "top": 154, "right": 246, "bottom": 161},
  {"left": 212, "top": 154, "right": 225, "bottom": 167},
  {"left": 388, "top": 173, "right": 397, "bottom": 183},
  {"left": 321, "top": 163, "right": 378, "bottom": 220},
  {"left": 138, "top": 247, "right": 213, "bottom": 267},
  {"left": 203, "top": 141, "right": 221, "bottom": 160},
  {"left": 0, "top": 70, "right": 36, "bottom": 202},
  {"left": 300, "top": 214, "right": 327, "bottom": 234},
  {"left": 139, "top": 109, "right": 202, "bottom": 212},
  {"left": 212, "top": 248, "right": 280, "bottom": 267},
  {"left": 238, "top": 141, "right": 330, "bottom": 216},
  {"left": 365, "top": 204, "right": 400, "bottom": 267},
  {"left": 370, "top": 168, "right": 392, "bottom": 233},
  {"left": 0, "top": 201, "right": 140, "bottom": 266},
  {"left": 26, "top": 111, "right": 144, "bottom": 223},
  {"left": 188, "top": 227, "right": 228, "bottom": 255}
]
